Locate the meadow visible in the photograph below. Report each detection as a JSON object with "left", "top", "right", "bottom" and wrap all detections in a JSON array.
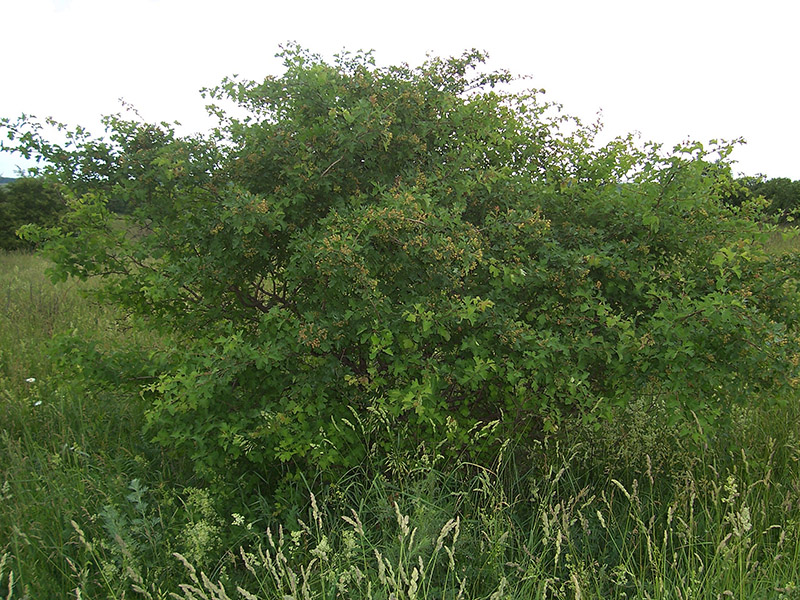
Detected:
[{"left": 1, "top": 244, "right": 799, "bottom": 600}]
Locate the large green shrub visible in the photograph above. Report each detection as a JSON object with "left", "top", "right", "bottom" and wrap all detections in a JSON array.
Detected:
[
  {"left": 0, "top": 177, "right": 65, "bottom": 250},
  {"left": 3, "top": 46, "right": 799, "bottom": 483}
]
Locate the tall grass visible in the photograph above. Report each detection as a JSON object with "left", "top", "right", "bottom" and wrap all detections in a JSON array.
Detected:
[
  {"left": 133, "top": 413, "right": 800, "bottom": 600},
  {"left": 1, "top": 250, "right": 799, "bottom": 599},
  {"left": 766, "top": 225, "right": 800, "bottom": 255},
  {"left": 0, "top": 251, "right": 192, "bottom": 598}
]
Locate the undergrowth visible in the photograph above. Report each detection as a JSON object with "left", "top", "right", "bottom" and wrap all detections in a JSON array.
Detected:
[{"left": 1, "top": 250, "right": 799, "bottom": 599}]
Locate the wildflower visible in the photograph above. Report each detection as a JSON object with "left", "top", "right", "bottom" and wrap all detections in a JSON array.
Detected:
[
  {"left": 25, "top": 377, "right": 36, "bottom": 383},
  {"left": 311, "top": 535, "right": 332, "bottom": 561},
  {"left": 33, "top": 400, "right": 42, "bottom": 407}
]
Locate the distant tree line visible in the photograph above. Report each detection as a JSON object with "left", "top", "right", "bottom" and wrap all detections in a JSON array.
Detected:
[
  {"left": 723, "top": 176, "right": 800, "bottom": 221},
  {"left": 0, "top": 177, "right": 66, "bottom": 250}
]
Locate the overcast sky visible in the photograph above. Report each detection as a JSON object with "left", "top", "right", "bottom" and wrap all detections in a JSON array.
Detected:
[{"left": 2, "top": 0, "right": 798, "bottom": 179}]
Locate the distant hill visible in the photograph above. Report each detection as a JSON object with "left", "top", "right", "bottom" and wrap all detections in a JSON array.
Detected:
[{"left": 0, "top": 176, "right": 16, "bottom": 186}]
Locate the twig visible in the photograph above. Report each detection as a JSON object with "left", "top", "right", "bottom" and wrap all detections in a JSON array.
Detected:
[{"left": 320, "top": 156, "right": 344, "bottom": 177}]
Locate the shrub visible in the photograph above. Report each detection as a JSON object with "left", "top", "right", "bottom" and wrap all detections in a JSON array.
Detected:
[{"left": 2, "top": 45, "right": 799, "bottom": 485}]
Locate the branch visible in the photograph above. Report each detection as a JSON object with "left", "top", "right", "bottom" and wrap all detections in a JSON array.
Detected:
[
  {"left": 229, "top": 284, "right": 270, "bottom": 313},
  {"left": 320, "top": 156, "right": 344, "bottom": 178}
]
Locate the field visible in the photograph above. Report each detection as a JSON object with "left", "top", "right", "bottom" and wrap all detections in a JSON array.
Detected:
[{"left": 0, "top": 245, "right": 798, "bottom": 600}]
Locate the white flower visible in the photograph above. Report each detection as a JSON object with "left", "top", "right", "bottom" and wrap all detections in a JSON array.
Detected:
[
  {"left": 25, "top": 377, "right": 36, "bottom": 383},
  {"left": 33, "top": 400, "right": 42, "bottom": 407}
]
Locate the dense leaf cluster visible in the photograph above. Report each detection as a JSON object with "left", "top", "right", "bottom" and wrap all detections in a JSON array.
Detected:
[{"left": 3, "top": 46, "right": 799, "bottom": 481}]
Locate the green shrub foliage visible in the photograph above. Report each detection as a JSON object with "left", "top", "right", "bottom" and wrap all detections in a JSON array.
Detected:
[
  {"left": 0, "top": 177, "right": 65, "bottom": 249},
  {"left": 3, "top": 46, "right": 799, "bottom": 480}
]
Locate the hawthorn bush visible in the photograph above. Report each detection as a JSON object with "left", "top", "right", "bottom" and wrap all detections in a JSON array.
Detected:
[{"left": 3, "top": 46, "right": 799, "bottom": 482}]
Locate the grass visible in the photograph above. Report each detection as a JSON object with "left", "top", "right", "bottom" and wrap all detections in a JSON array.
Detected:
[
  {"left": 1, "top": 249, "right": 800, "bottom": 599},
  {"left": 0, "top": 251, "right": 192, "bottom": 598},
  {"left": 766, "top": 224, "right": 800, "bottom": 254}
]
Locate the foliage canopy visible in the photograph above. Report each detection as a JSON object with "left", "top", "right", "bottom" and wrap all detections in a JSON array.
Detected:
[{"left": 3, "top": 45, "right": 799, "bottom": 481}]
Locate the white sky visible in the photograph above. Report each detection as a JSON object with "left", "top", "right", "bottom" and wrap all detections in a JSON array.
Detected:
[{"left": 2, "top": 0, "right": 799, "bottom": 180}]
